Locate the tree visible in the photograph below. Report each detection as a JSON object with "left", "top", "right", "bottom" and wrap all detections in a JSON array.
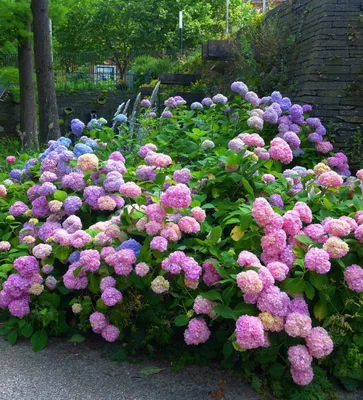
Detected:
[
  {"left": 0, "top": 0, "right": 38, "bottom": 149},
  {"left": 53, "top": 0, "right": 243, "bottom": 72},
  {"left": 31, "top": 0, "right": 60, "bottom": 143}
]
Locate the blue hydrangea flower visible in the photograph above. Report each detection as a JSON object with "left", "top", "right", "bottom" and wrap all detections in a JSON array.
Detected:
[
  {"left": 68, "top": 251, "right": 81, "bottom": 263},
  {"left": 57, "top": 137, "right": 72, "bottom": 148},
  {"left": 71, "top": 119, "right": 85, "bottom": 136},
  {"left": 87, "top": 119, "right": 102, "bottom": 130},
  {"left": 83, "top": 138, "right": 99, "bottom": 149},
  {"left": 271, "top": 91, "right": 283, "bottom": 103},
  {"left": 117, "top": 239, "right": 142, "bottom": 256},
  {"left": 113, "top": 114, "right": 128, "bottom": 123},
  {"left": 9, "top": 169, "right": 23, "bottom": 182},
  {"left": 74, "top": 143, "right": 94, "bottom": 158}
]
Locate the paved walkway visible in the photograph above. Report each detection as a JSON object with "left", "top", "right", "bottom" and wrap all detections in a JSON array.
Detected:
[
  {"left": 0, "top": 337, "right": 262, "bottom": 400},
  {"left": 0, "top": 337, "right": 362, "bottom": 400}
]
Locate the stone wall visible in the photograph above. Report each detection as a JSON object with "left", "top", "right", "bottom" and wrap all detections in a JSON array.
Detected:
[
  {"left": 0, "top": 91, "right": 135, "bottom": 137},
  {"left": 267, "top": 0, "right": 363, "bottom": 149}
]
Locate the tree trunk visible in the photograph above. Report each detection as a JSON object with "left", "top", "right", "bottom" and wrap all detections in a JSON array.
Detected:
[
  {"left": 31, "top": 0, "right": 60, "bottom": 144},
  {"left": 18, "top": 33, "right": 38, "bottom": 150}
]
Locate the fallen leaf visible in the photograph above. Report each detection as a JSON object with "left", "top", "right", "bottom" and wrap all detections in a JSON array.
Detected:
[
  {"left": 230, "top": 226, "right": 245, "bottom": 241},
  {"left": 139, "top": 366, "right": 165, "bottom": 375}
]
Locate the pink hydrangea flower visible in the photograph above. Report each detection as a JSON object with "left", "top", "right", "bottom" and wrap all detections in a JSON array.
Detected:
[
  {"left": 202, "top": 261, "right": 221, "bottom": 286},
  {"left": 150, "top": 236, "right": 168, "bottom": 252},
  {"left": 288, "top": 345, "right": 313, "bottom": 371},
  {"left": 324, "top": 219, "right": 351, "bottom": 237},
  {"left": 100, "top": 276, "right": 116, "bottom": 292},
  {"left": 145, "top": 221, "right": 162, "bottom": 236},
  {"left": 160, "top": 222, "right": 182, "bottom": 242},
  {"left": 304, "top": 248, "right": 331, "bottom": 274},
  {"left": 306, "top": 327, "right": 334, "bottom": 359},
  {"left": 0, "top": 185, "right": 7, "bottom": 198},
  {"left": 236, "top": 270, "right": 263, "bottom": 294},
  {"left": 0, "top": 241, "right": 11, "bottom": 251},
  {"left": 70, "top": 230, "right": 91, "bottom": 248},
  {"left": 283, "top": 210, "right": 302, "bottom": 236},
  {"left": 145, "top": 152, "right": 172, "bottom": 168},
  {"left": 145, "top": 204, "right": 166, "bottom": 223},
  {"left": 293, "top": 202, "right": 312, "bottom": 224},
  {"left": 6, "top": 156, "right": 16, "bottom": 164},
  {"left": 354, "top": 224, "right": 363, "bottom": 243},
  {"left": 135, "top": 262, "right": 150, "bottom": 277},
  {"left": 193, "top": 296, "right": 216, "bottom": 318},
  {"left": 173, "top": 168, "right": 192, "bottom": 184},
  {"left": 32, "top": 244, "right": 52, "bottom": 260},
  {"left": 178, "top": 216, "right": 200, "bottom": 234},
  {"left": 267, "top": 262, "right": 289, "bottom": 281},
  {"left": 317, "top": 171, "right": 343, "bottom": 188},
  {"left": 344, "top": 264, "right": 363, "bottom": 292},
  {"left": 269, "top": 138, "right": 293, "bottom": 164},
  {"left": 119, "top": 182, "right": 142, "bottom": 197},
  {"left": 237, "top": 251, "right": 262, "bottom": 268},
  {"left": 89, "top": 312, "right": 108, "bottom": 334},
  {"left": 285, "top": 312, "right": 312, "bottom": 338},
  {"left": 257, "top": 286, "right": 290, "bottom": 317},
  {"left": 323, "top": 236, "right": 349, "bottom": 258},
  {"left": 235, "top": 315, "right": 265, "bottom": 349},
  {"left": 79, "top": 250, "right": 101, "bottom": 272},
  {"left": 291, "top": 366, "right": 314, "bottom": 386},
  {"left": 262, "top": 174, "right": 275, "bottom": 183},
  {"left": 184, "top": 318, "right": 211, "bottom": 345},
  {"left": 101, "top": 287, "right": 122, "bottom": 307},
  {"left": 191, "top": 207, "right": 206, "bottom": 222},
  {"left": 252, "top": 198, "right": 275, "bottom": 227},
  {"left": 101, "top": 324, "right": 120, "bottom": 342},
  {"left": 160, "top": 184, "right": 192, "bottom": 209}
]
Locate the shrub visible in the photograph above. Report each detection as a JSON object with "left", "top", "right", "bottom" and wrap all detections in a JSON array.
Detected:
[{"left": 0, "top": 81, "right": 362, "bottom": 398}]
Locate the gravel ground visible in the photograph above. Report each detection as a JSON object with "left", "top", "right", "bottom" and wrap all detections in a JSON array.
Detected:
[
  {"left": 0, "top": 337, "right": 362, "bottom": 400},
  {"left": 0, "top": 337, "right": 262, "bottom": 400}
]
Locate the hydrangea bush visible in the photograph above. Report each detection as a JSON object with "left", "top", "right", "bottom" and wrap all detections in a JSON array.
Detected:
[{"left": 0, "top": 81, "right": 362, "bottom": 398}]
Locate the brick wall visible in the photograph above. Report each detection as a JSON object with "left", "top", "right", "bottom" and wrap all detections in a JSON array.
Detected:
[
  {"left": 0, "top": 91, "right": 135, "bottom": 137},
  {"left": 266, "top": 0, "right": 363, "bottom": 150}
]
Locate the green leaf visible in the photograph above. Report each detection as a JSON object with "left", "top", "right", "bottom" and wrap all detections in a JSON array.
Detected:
[
  {"left": 295, "top": 235, "right": 314, "bottom": 245},
  {"left": 72, "top": 264, "right": 84, "bottom": 277},
  {"left": 56, "top": 246, "right": 70, "bottom": 261},
  {"left": 314, "top": 302, "right": 328, "bottom": 321},
  {"left": 7, "top": 330, "right": 18, "bottom": 345},
  {"left": 310, "top": 272, "right": 329, "bottom": 290},
  {"left": 234, "top": 303, "right": 258, "bottom": 316},
  {"left": 223, "top": 341, "right": 234, "bottom": 359},
  {"left": 20, "top": 324, "right": 33, "bottom": 339},
  {"left": 213, "top": 305, "right": 236, "bottom": 320},
  {"left": 88, "top": 273, "right": 100, "bottom": 294},
  {"left": 154, "top": 173, "right": 165, "bottom": 185},
  {"left": 304, "top": 282, "right": 315, "bottom": 300},
  {"left": 240, "top": 215, "right": 252, "bottom": 230},
  {"left": 69, "top": 333, "right": 86, "bottom": 343},
  {"left": 270, "top": 363, "right": 285, "bottom": 379},
  {"left": 38, "top": 293, "right": 61, "bottom": 308},
  {"left": 242, "top": 178, "right": 254, "bottom": 197},
  {"left": 139, "top": 367, "right": 165, "bottom": 375},
  {"left": 31, "top": 330, "right": 48, "bottom": 352},
  {"left": 201, "top": 290, "right": 222, "bottom": 302},
  {"left": 284, "top": 278, "right": 306, "bottom": 294},
  {"left": 209, "top": 226, "right": 222, "bottom": 243},
  {"left": 174, "top": 315, "right": 189, "bottom": 327},
  {"left": 53, "top": 190, "right": 68, "bottom": 201}
]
